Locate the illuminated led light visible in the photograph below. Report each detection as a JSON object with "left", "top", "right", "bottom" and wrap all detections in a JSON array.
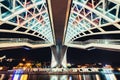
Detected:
[{"left": 22, "top": 46, "right": 31, "bottom": 50}]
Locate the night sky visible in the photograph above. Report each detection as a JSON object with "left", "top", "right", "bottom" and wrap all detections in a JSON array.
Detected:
[
  {"left": 67, "top": 47, "right": 120, "bottom": 65},
  {"left": 0, "top": 47, "right": 51, "bottom": 62},
  {"left": 1, "top": 46, "right": 120, "bottom": 66}
]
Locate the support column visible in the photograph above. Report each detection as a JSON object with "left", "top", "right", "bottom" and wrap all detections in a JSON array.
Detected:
[
  {"left": 60, "top": 46, "right": 68, "bottom": 68},
  {"left": 50, "top": 46, "right": 58, "bottom": 68}
]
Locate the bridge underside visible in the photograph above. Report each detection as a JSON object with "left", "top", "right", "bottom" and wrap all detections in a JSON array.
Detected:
[{"left": 1, "top": 0, "right": 120, "bottom": 68}]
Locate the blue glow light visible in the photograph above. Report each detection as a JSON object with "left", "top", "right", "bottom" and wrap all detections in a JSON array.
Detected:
[
  {"left": 23, "top": 47, "right": 31, "bottom": 50},
  {"left": 12, "top": 69, "right": 23, "bottom": 80}
]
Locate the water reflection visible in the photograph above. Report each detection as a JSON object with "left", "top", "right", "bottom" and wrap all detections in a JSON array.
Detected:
[
  {"left": 102, "top": 69, "right": 117, "bottom": 80},
  {"left": 12, "top": 69, "right": 24, "bottom": 80},
  {"left": 50, "top": 75, "right": 58, "bottom": 80},
  {"left": 50, "top": 75, "right": 69, "bottom": 80},
  {"left": 60, "top": 75, "right": 68, "bottom": 80},
  {"left": 0, "top": 73, "right": 120, "bottom": 80},
  {"left": 20, "top": 74, "right": 28, "bottom": 80},
  {"left": 0, "top": 74, "right": 5, "bottom": 80}
]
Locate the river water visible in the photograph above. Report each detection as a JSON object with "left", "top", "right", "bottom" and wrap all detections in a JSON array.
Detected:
[{"left": 1, "top": 73, "right": 120, "bottom": 80}]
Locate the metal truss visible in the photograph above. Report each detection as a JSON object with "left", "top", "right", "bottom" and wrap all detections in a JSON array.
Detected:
[
  {"left": 0, "top": 0, "right": 55, "bottom": 45},
  {"left": 64, "top": 0, "right": 120, "bottom": 44}
]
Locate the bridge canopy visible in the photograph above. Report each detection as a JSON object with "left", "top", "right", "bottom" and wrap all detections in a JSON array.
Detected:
[
  {"left": 0, "top": 0, "right": 55, "bottom": 47},
  {"left": 63, "top": 0, "right": 120, "bottom": 50}
]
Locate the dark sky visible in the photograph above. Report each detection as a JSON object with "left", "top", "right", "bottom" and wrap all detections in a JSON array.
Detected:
[
  {"left": 67, "top": 47, "right": 120, "bottom": 65},
  {"left": 1, "top": 46, "right": 120, "bottom": 65},
  {"left": 0, "top": 47, "right": 51, "bottom": 62}
]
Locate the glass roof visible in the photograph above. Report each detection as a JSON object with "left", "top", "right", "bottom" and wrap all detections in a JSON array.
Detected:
[
  {"left": 64, "top": 0, "right": 120, "bottom": 44},
  {"left": 0, "top": 0, "right": 55, "bottom": 44}
]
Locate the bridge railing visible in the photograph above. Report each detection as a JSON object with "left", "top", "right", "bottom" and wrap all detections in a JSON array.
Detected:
[
  {"left": 70, "top": 39, "right": 120, "bottom": 45},
  {"left": 0, "top": 38, "right": 49, "bottom": 44}
]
